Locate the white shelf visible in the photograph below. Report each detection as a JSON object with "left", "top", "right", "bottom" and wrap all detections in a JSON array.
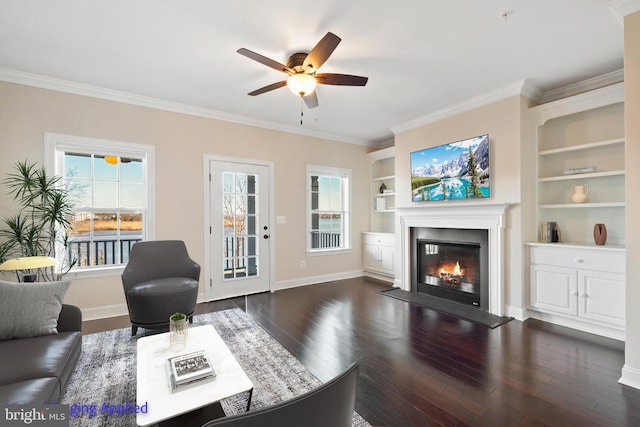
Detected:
[
  {"left": 526, "top": 241, "right": 625, "bottom": 251},
  {"left": 539, "top": 170, "right": 625, "bottom": 182},
  {"left": 539, "top": 202, "right": 625, "bottom": 209},
  {"left": 538, "top": 138, "right": 624, "bottom": 156},
  {"left": 372, "top": 175, "right": 394, "bottom": 182}
]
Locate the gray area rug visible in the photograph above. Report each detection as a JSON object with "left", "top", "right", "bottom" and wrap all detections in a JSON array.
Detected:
[{"left": 62, "top": 308, "right": 370, "bottom": 427}]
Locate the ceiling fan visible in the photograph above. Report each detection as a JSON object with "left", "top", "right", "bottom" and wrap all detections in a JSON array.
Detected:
[{"left": 237, "top": 32, "right": 368, "bottom": 109}]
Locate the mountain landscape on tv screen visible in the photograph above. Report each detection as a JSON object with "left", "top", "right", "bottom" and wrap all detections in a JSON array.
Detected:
[{"left": 411, "top": 134, "right": 490, "bottom": 202}]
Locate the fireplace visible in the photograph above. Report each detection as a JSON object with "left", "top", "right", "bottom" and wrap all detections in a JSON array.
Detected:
[
  {"left": 398, "top": 203, "right": 509, "bottom": 316},
  {"left": 411, "top": 227, "right": 489, "bottom": 309}
]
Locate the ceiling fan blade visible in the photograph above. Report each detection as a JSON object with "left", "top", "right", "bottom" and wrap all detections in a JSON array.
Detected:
[
  {"left": 237, "top": 48, "right": 293, "bottom": 74},
  {"left": 315, "top": 73, "right": 368, "bottom": 86},
  {"left": 302, "top": 32, "right": 341, "bottom": 72},
  {"left": 247, "top": 81, "right": 287, "bottom": 96},
  {"left": 303, "top": 91, "right": 319, "bottom": 109}
]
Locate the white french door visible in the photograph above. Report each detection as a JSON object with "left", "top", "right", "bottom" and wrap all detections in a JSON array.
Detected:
[{"left": 206, "top": 159, "right": 271, "bottom": 300}]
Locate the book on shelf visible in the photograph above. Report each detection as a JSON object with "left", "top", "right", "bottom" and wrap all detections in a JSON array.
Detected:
[
  {"left": 540, "top": 221, "right": 560, "bottom": 243},
  {"left": 168, "top": 350, "right": 216, "bottom": 390},
  {"left": 563, "top": 166, "right": 597, "bottom": 175}
]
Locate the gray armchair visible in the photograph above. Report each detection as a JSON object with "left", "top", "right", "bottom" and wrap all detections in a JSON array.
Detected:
[
  {"left": 201, "top": 363, "right": 359, "bottom": 427},
  {"left": 122, "top": 240, "right": 200, "bottom": 336}
]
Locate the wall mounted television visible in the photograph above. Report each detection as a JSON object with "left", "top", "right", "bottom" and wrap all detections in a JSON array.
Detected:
[{"left": 410, "top": 134, "right": 490, "bottom": 202}]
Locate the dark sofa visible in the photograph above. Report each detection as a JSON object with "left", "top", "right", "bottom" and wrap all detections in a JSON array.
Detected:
[{"left": 0, "top": 304, "right": 82, "bottom": 404}]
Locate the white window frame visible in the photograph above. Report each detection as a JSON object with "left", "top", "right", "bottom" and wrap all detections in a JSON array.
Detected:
[
  {"left": 306, "top": 164, "right": 352, "bottom": 255},
  {"left": 44, "top": 133, "right": 155, "bottom": 279}
]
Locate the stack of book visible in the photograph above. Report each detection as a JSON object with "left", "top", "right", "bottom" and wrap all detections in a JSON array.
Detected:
[
  {"left": 563, "top": 166, "right": 597, "bottom": 175},
  {"left": 168, "top": 350, "right": 216, "bottom": 391},
  {"left": 540, "top": 221, "right": 560, "bottom": 243}
]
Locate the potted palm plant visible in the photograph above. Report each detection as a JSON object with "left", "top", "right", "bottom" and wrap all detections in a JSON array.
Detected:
[{"left": 0, "top": 160, "right": 75, "bottom": 281}]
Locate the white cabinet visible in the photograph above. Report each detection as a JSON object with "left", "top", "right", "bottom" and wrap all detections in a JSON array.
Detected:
[
  {"left": 531, "top": 264, "right": 578, "bottom": 316},
  {"left": 578, "top": 269, "right": 625, "bottom": 325},
  {"left": 528, "top": 244, "right": 625, "bottom": 340},
  {"left": 363, "top": 233, "right": 394, "bottom": 280}
]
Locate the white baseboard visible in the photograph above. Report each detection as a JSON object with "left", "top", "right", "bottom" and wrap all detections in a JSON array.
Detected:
[
  {"left": 619, "top": 364, "right": 640, "bottom": 390},
  {"left": 362, "top": 271, "right": 394, "bottom": 283},
  {"left": 272, "top": 270, "right": 363, "bottom": 292},
  {"left": 80, "top": 292, "right": 209, "bottom": 321},
  {"left": 527, "top": 310, "right": 625, "bottom": 341},
  {"left": 81, "top": 304, "right": 129, "bottom": 321},
  {"left": 505, "top": 305, "right": 526, "bottom": 321}
]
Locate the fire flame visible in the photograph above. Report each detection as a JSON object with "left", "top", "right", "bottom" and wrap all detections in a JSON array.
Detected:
[{"left": 440, "top": 261, "right": 463, "bottom": 277}]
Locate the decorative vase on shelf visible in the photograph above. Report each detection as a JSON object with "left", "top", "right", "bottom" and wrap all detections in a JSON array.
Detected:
[
  {"left": 593, "top": 223, "right": 607, "bottom": 245},
  {"left": 169, "top": 312, "right": 188, "bottom": 352},
  {"left": 571, "top": 184, "right": 588, "bottom": 203}
]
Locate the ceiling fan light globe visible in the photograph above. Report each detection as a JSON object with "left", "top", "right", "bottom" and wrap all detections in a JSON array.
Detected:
[{"left": 287, "top": 74, "right": 317, "bottom": 97}]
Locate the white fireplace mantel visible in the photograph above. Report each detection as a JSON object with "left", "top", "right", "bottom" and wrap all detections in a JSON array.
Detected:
[{"left": 396, "top": 203, "right": 511, "bottom": 316}]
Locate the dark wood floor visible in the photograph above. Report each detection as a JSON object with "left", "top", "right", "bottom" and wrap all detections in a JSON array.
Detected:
[{"left": 85, "top": 277, "right": 640, "bottom": 426}]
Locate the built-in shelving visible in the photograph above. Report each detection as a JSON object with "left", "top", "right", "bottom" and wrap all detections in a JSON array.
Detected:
[
  {"left": 365, "top": 146, "right": 396, "bottom": 280},
  {"left": 526, "top": 82, "right": 626, "bottom": 340},
  {"left": 368, "top": 147, "right": 395, "bottom": 233},
  {"left": 531, "top": 82, "right": 625, "bottom": 246}
]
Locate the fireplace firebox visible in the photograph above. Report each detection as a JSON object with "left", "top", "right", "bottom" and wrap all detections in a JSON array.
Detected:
[{"left": 411, "top": 227, "right": 489, "bottom": 309}]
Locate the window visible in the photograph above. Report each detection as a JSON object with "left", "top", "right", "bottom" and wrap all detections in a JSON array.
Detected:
[
  {"left": 45, "top": 133, "right": 154, "bottom": 275},
  {"left": 307, "top": 165, "right": 351, "bottom": 253}
]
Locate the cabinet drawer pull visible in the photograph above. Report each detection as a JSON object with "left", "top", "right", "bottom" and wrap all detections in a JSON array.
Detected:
[{"left": 574, "top": 258, "right": 584, "bottom": 263}]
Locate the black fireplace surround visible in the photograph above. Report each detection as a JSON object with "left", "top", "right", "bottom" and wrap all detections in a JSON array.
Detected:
[{"left": 411, "top": 227, "right": 489, "bottom": 310}]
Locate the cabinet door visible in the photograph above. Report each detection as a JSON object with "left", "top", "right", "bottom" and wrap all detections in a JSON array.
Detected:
[
  {"left": 578, "top": 270, "right": 625, "bottom": 326},
  {"left": 379, "top": 246, "right": 395, "bottom": 275},
  {"left": 531, "top": 264, "right": 578, "bottom": 315},
  {"left": 363, "top": 244, "right": 380, "bottom": 272}
]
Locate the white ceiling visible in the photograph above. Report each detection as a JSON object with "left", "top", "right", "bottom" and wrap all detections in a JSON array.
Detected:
[{"left": 0, "top": 1, "right": 637, "bottom": 146}]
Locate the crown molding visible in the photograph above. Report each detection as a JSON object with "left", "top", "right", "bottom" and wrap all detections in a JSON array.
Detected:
[
  {"left": 532, "top": 82, "right": 624, "bottom": 126},
  {"left": 608, "top": 0, "right": 640, "bottom": 24},
  {"left": 539, "top": 69, "right": 624, "bottom": 104},
  {"left": 391, "top": 79, "right": 539, "bottom": 135},
  {"left": 0, "top": 67, "right": 372, "bottom": 147}
]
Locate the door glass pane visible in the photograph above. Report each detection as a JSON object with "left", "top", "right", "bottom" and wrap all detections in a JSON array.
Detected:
[{"left": 222, "top": 172, "right": 259, "bottom": 280}]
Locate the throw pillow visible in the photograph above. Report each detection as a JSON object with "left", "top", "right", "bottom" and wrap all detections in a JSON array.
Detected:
[{"left": 0, "top": 280, "right": 71, "bottom": 340}]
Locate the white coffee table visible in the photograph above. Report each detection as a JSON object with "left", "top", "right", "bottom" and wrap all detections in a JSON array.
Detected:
[{"left": 136, "top": 324, "right": 253, "bottom": 426}]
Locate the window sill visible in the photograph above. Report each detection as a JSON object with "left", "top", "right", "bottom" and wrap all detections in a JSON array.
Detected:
[
  {"left": 63, "top": 265, "right": 125, "bottom": 280},
  {"left": 307, "top": 248, "right": 353, "bottom": 256}
]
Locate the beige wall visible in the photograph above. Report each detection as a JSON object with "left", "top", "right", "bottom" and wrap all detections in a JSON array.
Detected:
[
  {"left": 0, "top": 82, "right": 370, "bottom": 311},
  {"left": 393, "top": 95, "right": 525, "bottom": 315},
  {"left": 623, "top": 11, "right": 640, "bottom": 387}
]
